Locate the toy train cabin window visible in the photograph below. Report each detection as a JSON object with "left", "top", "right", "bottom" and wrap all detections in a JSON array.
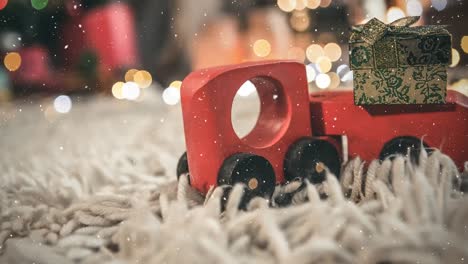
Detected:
[{"left": 177, "top": 60, "right": 468, "bottom": 203}]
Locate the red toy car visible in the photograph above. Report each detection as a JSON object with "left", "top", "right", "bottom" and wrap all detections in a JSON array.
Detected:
[{"left": 177, "top": 60, "right": 468, "bottom": 201}]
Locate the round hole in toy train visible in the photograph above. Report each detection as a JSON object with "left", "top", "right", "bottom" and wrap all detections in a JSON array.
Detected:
[
  {"left": 231, "top": 80, "right": 261, "bottom": 139},
  {"left": 231, "top": 76, "right": 290, "bottom": 149}
]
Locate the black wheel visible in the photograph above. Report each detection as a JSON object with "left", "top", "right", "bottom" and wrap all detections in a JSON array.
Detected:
[
  {"left": 176, "top": 152, "right": 189, "bottom": 180},
  {"left": 218, "top": 153, "right": 276, "bottom": 208},
  {"left": 379, "top": 136, "right": 431, "bottom": 164},
  {"left": 284, "top": 137, "right": 341, "bottom": 184}
]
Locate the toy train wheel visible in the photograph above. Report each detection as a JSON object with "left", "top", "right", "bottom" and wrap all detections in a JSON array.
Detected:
[
  {"left": 218, "top": 153, "right": 276, "bottom": 208},
  {"left": 379, "top": 136, "right": 431, "bottom": 164},
  {"left": 176, "top": 152, "right": 189, "bottom": 180},
  {"left": 284, "top": 137, "right": 341, "bottom": 184}
]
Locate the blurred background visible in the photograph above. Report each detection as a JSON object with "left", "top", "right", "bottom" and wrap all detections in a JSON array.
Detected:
[{"left": 0, "top": 0, "right": 467, "bottom": 108}]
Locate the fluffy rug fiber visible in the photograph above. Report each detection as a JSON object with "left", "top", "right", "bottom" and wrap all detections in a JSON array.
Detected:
[{"left": 1, "top": 90, "right": 467, "bottom": 264}]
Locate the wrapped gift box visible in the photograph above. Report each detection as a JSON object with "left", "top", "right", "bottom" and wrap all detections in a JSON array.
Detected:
[{"left": 349, "top": 16, "right": 451, "bottom": 105}]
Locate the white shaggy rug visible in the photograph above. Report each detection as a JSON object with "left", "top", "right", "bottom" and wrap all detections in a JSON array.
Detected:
[{"left": 1, "top": 89, "right": 468, "bottom": 264}]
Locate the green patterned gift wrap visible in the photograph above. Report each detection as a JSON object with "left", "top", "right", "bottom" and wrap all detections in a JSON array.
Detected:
[{"left": 349, "top": 16, "right": 452, "bottom": 105}]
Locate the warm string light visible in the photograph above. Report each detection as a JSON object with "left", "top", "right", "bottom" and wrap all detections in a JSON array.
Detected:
[
  {"left": 253, "top": 39, "right": 271, "bottom": 57},
  {"left": 316, "top": 56, "right": 332, "bottom": 73},
  {"left": 125, "top": 69, "right": 138, "bottom": 82},
  {"left": 278, "top": 0, "right": 332, "bottom": 12},
  {"left": 450, "top": 48, "right": 460, "bottom": 68},
  {"left": 294, "top": 0, "right": 306, "bottom": 10},
  {"left": 134, "top": 70, "right": 152, "bottom": 88},
  {"left": 323, "top": 43, "right": 342, "bottom": 62},
  {"left": 162, "top": 81, "right": 182, "bottom": 105},
  {"left": 277, "top": 0, "right": 296, "bottom": 12},
  {"left": 113, "top": 69, "right": 153, "bottom": 100},
  {"left": 306, "top": 44, "right": 324, "bottom": 63},
  {"left": 3, "top": 52, "right": 21, "bottom": 71},
  {"left": 112, "top": 82, "right": 125, "bottom": 99},
  {"left": 327, "top": 72, "right": 340, "bottom": 89},
  {"left": 308, "top": 63, "right": 349, "bottom": 90},
  {"left": 461, "top": 36, "right": 468, "bottom": 54},
  {"left": 169, "top": 80, "right": 182, "bottom": 89},
  {"left": 319, "top": 0, "right": 331, "bottom": 8},
  {"left": 305, "top": 0, "right": 320, "bottom": 9},
  {"left": 290, "top": 10, "right": 310, "bottom": 32}
]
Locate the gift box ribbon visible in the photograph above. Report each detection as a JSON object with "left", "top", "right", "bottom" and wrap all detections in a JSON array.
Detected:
[{"left": 352, "top": 16, "right": 446, "bottom": 45}]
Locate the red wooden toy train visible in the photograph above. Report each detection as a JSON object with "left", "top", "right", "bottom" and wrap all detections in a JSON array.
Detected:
[{"left": 177, "top": 60, "right": 468, "bottom": 201}]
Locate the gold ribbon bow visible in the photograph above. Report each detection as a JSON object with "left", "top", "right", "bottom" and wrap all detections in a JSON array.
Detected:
[{"left": 352, "top": 16, "right": 420, "bottom": 45}]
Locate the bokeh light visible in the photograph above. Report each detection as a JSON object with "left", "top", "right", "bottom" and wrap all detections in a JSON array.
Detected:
[
  {"left": 31, "top": 0, "right": 48, "bottom": 10},
  {"left": 277, "top": 0, "right": 296, "bottom": 12},
  {"left": 319, "top": 0, "right": 331, "bottom": 8},
  {"left": 162, "top": 87, "right": 181, "bottom": 105},
  {"left": 290, "top": 10, "right": 310, "bottom": 32},
  {"left": 305, "top": 64, "right": 316, "bottom": 83},
  {"left": 112, "top": 82, "right": 125, "bottom": 99},
  {"left": 237, "top": 80, "right": 256, "bottom": 97},
  {"left": 122, "top": 82, "right": 140, "bottom": 100},
  {"left": 461, "top": 36, "right": 468, "bottom": 54},
  {"left": 169, "top": 80, "right": 182, "bottom": 89},
  {"left": 253, "top": 39, "right": 271, "bottom": 57},
  {"left": 406, "top": 0, "right": 423, "bottom": 16},
  {"left": 0, "top": 0, "right": 8, "bottom": 10},
  {"left": 125, "top": 69, "right": 138, "bottom": 82},
  {"left": 295, "top": 0, "right": 306, "bottom": 10},
  {"left": 53, "top": 95, "right": 72, "bottom": 114},
  {"left": 316, "top": 56, "right": 332, "bottom": 73},
  {"left": 450, "top": 48, "right": 460, "bottom": 68},
  {"left": 327, "top": 72, "right": 340, "bottom": 89},
  {"left": 341, "top": 71, "right": 353, "bottom": 82},
  {"left": 431, "top": 0, "right": 447, "bottom": 11},
  {"left": 386, "top": 7, "right": 405, "bottom": 23},
  {"left": 134, "top": 70, "right": 152, "bottom": 88},
  {"left": 287, "top": 46, "right": 306, "bottom": 62},
  {"left": 1, "top": 32, "right": 22, "bottom": 51},
  {"left": 306, "top": 44, "right": 324, "bottom": 63},
  {"left": 315, "top": 73, "right": 331, "bottom": 89},
  {"left": 4, "top": 52, "right": 21, "bottom": 72},
  {"left": 336, "top": 64, "right": 352, "bottom": 81},
  {"left": 44, "top": 105, "right": 59, "bottom": 122},
  {"left": 305, "top": 0, "right": 320, "bottom": 9},
  {"left": 323, "top": 43, "right": 342, "bottom": 62}
]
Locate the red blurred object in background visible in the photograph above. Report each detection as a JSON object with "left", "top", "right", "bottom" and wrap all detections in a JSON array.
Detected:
[
  {"left": 62, "top": 1, "right": 138, "bottom": 74},
  {"left": 10, "top": 46, "right": 59, "bottom": 90},
  {"left": 11, "top": 1, "right": 139, "bottom": 93},
  {"left": 0, "top": 0, "right": 8, "bottom": 10}
]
